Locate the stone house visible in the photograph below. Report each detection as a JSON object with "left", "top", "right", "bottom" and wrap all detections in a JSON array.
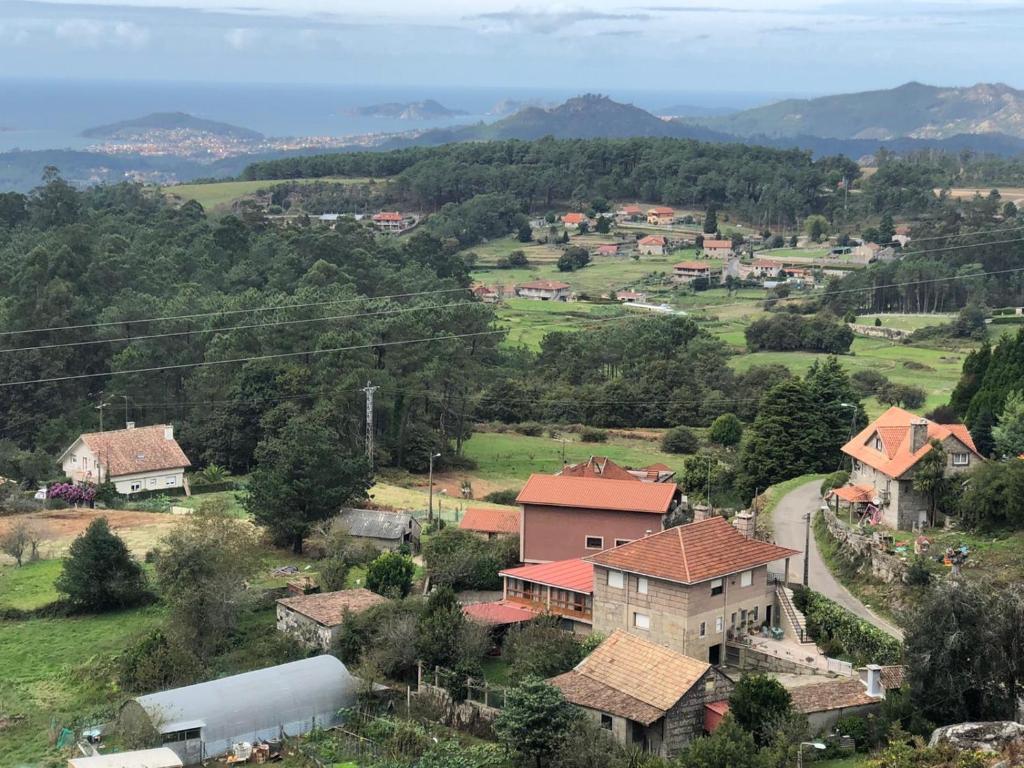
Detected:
[
  {"left": 58, "top": 423, "right": 191, "bottom": 495},
  {"left": 672, "top": 261, "right": 719, "bottom": 284},
  {"left": 276, "top": 588, "right": 388, "bottom": 650},
  {"left": 637, "top": 235, "right": 666, "bottom": 255},
  {"left": 336, "top": 508, "right": 422, "bottom": 551},
  {"left": 646, "top": 207, "right": 675, "bottom": 225},
  {"left": 549, "top": 630, "right": 733, "bottom": 757},
  {"left": 585, "top": 516, "right": 797, "bottom": 665},
  {"left": 789, "top": 665, "right": 905, "bottom": 734},
  {"left": 701, "top": 239, "right": 734, "bottom": 259},
  {"left": 839, "top": 406, "right": 983, "bottom": 529}
]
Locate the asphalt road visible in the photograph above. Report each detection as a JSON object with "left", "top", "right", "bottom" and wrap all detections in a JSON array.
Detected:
[{"left": 772, "top": 479, "right": 904, "bottom": 640}]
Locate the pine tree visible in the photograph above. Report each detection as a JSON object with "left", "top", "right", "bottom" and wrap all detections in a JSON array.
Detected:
[
  {"left": 993, "top": 390, "right": 1024, "bottom": 457},
  {"left": 971, "top": 409, "right": 996, "bottom": 458},
  {"left": 965, "top": 331, "right": 1024, "bottom": 426},
  {"left": 951, "top": 342, "right": 990, "bottom": 418},
  {"left": 56, "top": 517, "right": 148, "bottom": 612},
  {"left": 703, "top": 207, "right": 718, "bottom": 234},
  {"left": 804, "top": 356, "right": 866, "bottom": 469}
]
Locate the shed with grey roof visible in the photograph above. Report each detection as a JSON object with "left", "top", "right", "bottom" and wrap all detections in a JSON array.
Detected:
[
  {"left": 120, "top": 656, "right": 359, "bottom": 765},
  {"left": 337, "top": 508, "right": 421, "bottom": 551}
]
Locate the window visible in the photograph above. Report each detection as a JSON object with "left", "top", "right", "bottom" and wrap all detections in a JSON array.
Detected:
[
  {"left": 710, "top": 578, "right": 723, "bottom": 596},
  {"left": 607, "top": 570, "right": 624, "bottom": 589},
  {"left": 637, "top": 577, "right": 648, "bottom": 595},
  {"left": 162, "top": 728, "right": 200, "bottom": 743},
  {"left": 600, "top": 714, "right": 613, "bottom": 730},
  {"left": 740, "top": 570, "right": 752, "bottom": 588},
  {"left": 874, "top": 436, "right": 883, "bottom": 451},
  {"left": 753, "top": 606, "right": 759, "bottom": 621},
  {"left": 147, "top": 477, "right": 157, "bottom": 487},
  {"left": 585, "top": 536, "right": 604, "bottom": 550},
  {"left": 129, "top": 482, "right": 142, "bottom": 492},
  {"left": 715, "top": 616, "right": 723, "bottom": 633},
  {"left": 165, "top": 476, "right": 177, "bottom": 486},
  {"left": 698, "top": 621, "right": 706, "bottom": 638},
  {"left": 953, "top": 453, "right": 970, "bottom": 466},
  {"left": 614, "top": 538, "right": 631, "bottom": 547},
  {"left": 633, "top": 612, "right": 650, "bottom": 630},
  {"left": 71, "top": 455, "right": 77, "bottom": 464},
  {"left": 94, "top": 459, "right": 99, "bottom": 469}
]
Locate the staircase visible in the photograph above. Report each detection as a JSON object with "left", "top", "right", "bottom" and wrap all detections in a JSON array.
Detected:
[{"left": 777, "top": 585, "right": 816, "bottom": 646}]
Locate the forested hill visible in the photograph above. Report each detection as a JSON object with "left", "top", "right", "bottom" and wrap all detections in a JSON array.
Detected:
[{"left": 82, "top": 112, "right": 264, "bottom": 141}]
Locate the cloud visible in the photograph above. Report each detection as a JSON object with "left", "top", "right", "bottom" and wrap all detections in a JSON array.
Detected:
[
  {"left": 466, "top": 7, "right": 650, "bottom": 34},
  {"left": 53, "top": 17, "right": 150, "bottom": 47},
  {"left": 113, "top": 20, "right": 149, "bottom": 47},
  {"left": 55, "top": 17, "right": 104, "bottom": 45},
  {"left": 224, "top": 26, "right": 260, "bottom": 49}
]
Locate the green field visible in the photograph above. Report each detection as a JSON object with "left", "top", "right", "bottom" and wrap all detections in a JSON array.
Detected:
[
  {"left": 474, "top": 252, "right": 680, "bottom": 296},
  {"left": 855, "top": 313, "right": 957, "bottom": 331},
  {"left": 163, "top": 176, "right": 375, "bottom": 211}
]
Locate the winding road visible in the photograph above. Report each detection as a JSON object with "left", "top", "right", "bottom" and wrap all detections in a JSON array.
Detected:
[{"left": 772, "top": 479, "right": 904, "bottom": 640}]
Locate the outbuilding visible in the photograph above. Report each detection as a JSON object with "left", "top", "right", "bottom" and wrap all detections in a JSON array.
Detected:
[
  {"left": 336, "top": 508, "right": 421, "bottom": 551},
  {"left": 68, "top": 748, "right": 183, "bottom": 768},
  {"left": 120, "top": 656, "right": 360, "bottom": 765}
]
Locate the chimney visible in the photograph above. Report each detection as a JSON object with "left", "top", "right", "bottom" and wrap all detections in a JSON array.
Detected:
[
  {"left": 860, "top": 664, "right": 884, "bottom": 698},
  {"left": 125, "top": 421, "right": 135, "bottom": 430},
  {"left": 164, "top": 425, "right": 174, "bottom": 441},
  {"left": 733, "top": 510, "right": 756, "bottom": 540},
  {"left": 910, "top": 418, "right": 928, "bottom": 453},
  {"left": 693, "top": 503, "right": 710, "bottom": 522}
]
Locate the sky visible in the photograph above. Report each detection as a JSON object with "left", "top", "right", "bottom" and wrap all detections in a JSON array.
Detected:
[{"left": 1, "top": 0, "right": 1022, "bottom": 95}]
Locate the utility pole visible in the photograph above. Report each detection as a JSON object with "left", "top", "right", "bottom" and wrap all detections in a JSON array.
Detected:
[
  {"left": 428, "top": 452, "right": 441, "bottom": 526},
  {"left": 803, "top": 511, "right": 812, "bottom": 587},
  {"left": 95, "top": 397, "right": 109, "bottom": 431},
  {"left": 361, "top": 381, "right": 379, "bottom": 463},
  {"left": 121, "top": 395, "right": 130, "bottom": 427},
  {"left": 706, "top": 455, "right": 713, "bottom": 510}
]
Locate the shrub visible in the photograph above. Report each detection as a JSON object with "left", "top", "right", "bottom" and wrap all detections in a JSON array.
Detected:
[
  {"left": 318, "top": 556, "right": 349, "bottom": 591},
  {"left": 791, "top": 585, "right": 901, "bottom": 665},
  {"left": 579, "top": 427, "right": 608, "bottom": 443},
  {"left": 708, "top": 413, "right": 743, "bottom": 446},
  {"left": 483, "top": 489, "right": 518, "bottom": 505},
  {"left": 514, "top": 421, "right": 544, "bottom": 437},
  {"left": 662, "top": 426, "right": 699, "bottom": 454},
  {"left": 56, "top": 517, "right": 149, "bottom": 612},
  {"left": 820, "top": 470, "right": 850, "bottom": 497},
  {"left": 504, "top": 616, "right": 586, "bottom": 684},
  {"left": 366, "top": 551, "right": 415, "bottom": 598},
  {"left": 851, "top": 370, "right": 889, "bottom": 398},
  {"left": 422, "top": 527, "right": 518, "bottom": 591},
  {"left": 904, "top": 556, "right": 933, "bottom": 587}
]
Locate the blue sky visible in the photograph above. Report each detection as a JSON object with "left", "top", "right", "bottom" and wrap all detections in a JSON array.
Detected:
[{"left": 1, "top": 0, "right": 1022, "bottom": 94}]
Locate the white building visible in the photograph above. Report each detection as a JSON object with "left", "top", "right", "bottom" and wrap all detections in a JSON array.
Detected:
[{"left": 59, "top": 423, "right": 191, "bottom": 495}]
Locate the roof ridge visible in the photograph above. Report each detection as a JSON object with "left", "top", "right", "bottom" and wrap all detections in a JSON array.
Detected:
[{"left": 677, "top": 525, "right": 690, "bottom": 582}]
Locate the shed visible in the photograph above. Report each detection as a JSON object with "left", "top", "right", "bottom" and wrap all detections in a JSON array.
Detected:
[
  {"left": 337, "top": 508, "right": 421, "bottom": 551},
  {"left": 68, "top": 749, "right": 183, "bottom": 768},
  {"left": 276, "top": 588, "right": 389, "bottom": 649},
  {"left": 122, "top": 656, "right": 359, "bottom": 764}
]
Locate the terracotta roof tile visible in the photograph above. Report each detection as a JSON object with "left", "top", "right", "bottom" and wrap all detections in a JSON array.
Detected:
[
  {"left": 702, "top": 239, "right": 732, "bottom": 249},
  {"left": 518, "top": 280, "right": 570, "bottom": 291},
  {"left": 828, "top": 484, "right": 875, "bottom": 504},
  {"left": 586, "top": 516, "right": 798, "bottom": 584},
  {"left": 638, "top": 235, "right": 666, "bottom": 245},
  {"left": 563, "top": 213, "right": 587, "bottom": 223},
  {"left": 558, "top": 456, "right": 639, "bottom": 482},
  {"left": 463, "top": 600, "right": 538, "bottom": 625},
  {"left": 880, "top": 665, "right": 906, "bottom": 690},
  {"left": 516, "top": 474, "right": 676, "bottom": 514},
  {"left": 674, "top": 261, "right": 712, "bottom": 270},
  {"left": 648, "top": 207, "right": 674, "bottom": 215},
  {"left": 459, "top": 507, "right": 520, "bottom": 535},
  {"left": 549, "top": 630, "right": 712, "bottom": 725},
  {"left": 73, "top": 425, "right": 191, "bottom": 477},
  {"left": 373, "top": 211, "right": 403, "bottom": 221},
  {"left": 789, "top": 678, "right": 877, "bottom": 714},
  {"left": 500, "top": 558, "right": 594, "bottom": 593},
  {"left": 276, "top": 588, "right": 387, "bottom": 627}
]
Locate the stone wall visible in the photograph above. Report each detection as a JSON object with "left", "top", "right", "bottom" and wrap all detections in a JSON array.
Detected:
[
  {"left": 821, "top": 508, "right": 907, "bottom": 584},
  {"left": 276, "top": 604, "right": 334, "bottom": 650},
  {"left": 663, "top": 668, "right": 734, "bottom": 755},
  {"left": 727, "top": 643, "right": 819, "bottom": 675},
  {"left": 848, "top": 323, "right": 910, "bottom": 340}
]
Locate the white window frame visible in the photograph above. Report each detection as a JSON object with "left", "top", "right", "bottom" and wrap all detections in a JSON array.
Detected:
[
  {"left": 129, "top": 482, "right": 142, "bottom": 492},
  {"left": 710, "top": 578, "right": 724, "bottom": 596},
  {"left": 952, "top": 453, "right": 970, "bottom": 466},
  {"left": 633, "top": 611, "right": 650, "bottom": 630},
  {"left": 614, "top": 538, "right": 631, "bottom": 547},
  {"left": 699, "top": 621, "right": 706, "bottom": 638},
  {"left": 715, "top": 616, "right": 724, "bottom": 633},
  {"left": 740, "top": 570, "right": 752, "bottom": 588},
  {"left": 874, "top": 437, "right": 882, "bottom": 451},
  {"left": 585, "top": 535, "right": 604, "bottom": 550},
  {"left": 165, "top": 476, "right": 177, "bottom": 486},
  {"left": 607, "top": 570, "right": 624, "bottom": 589},
  {"left": 637, "top": 577, "right": 648, "bottom": 595},
  {"left": 147, "top": 477, "right": 158, "bottom": 488}
]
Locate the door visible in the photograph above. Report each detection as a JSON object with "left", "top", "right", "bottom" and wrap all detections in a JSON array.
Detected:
[
  {"left": 765, "top": 605, "right": 772, "bottom": 627},
  {"left": 708, "top": 644, "right": 721, "bottom": 665}
]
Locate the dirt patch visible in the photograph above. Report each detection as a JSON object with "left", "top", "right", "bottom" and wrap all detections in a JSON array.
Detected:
[
  {"left": 0, "top": 508, "right": 181, "bottom": 560},
  {"left": 408, "top": 472, "right": 512, "bottom": 500}
]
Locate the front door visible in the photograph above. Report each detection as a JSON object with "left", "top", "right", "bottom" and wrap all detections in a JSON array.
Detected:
[
  {"left": 765, "top": 605, "right": 772, "bottom": 627},
  {"left": 708, "top": 644, "right": 721, "bottom": 665}
]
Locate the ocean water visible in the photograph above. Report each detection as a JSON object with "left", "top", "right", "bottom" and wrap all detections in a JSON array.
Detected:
[{"left": 0, "top": 79, "right": 783, "bottom": 152}]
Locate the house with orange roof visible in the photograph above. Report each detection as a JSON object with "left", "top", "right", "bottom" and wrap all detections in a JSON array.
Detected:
[
  {"left": 276, "top": 588, "right": 388, "bottom": 650},
  {"left": 585, "top": 516, "right": 798, "bottom": 665},
  {"left": 562, "top": 212, "right": 589, "bottom": 229},
  {"left": 458, "top": 506, "right": 520, "bottom": 540},
  {"left": 701, "top": 239, "right": 734, "bottom": 258},
  {"left": 59, "top": 423, "right": 191, "bottom": 495},
  {"left": 371, "top": 211, "right": 413, "bottom": 233},
  {"left": 646, "top": 206, "right": 675, "bottom": 225},
  {"left": 616, "top": 204, "right": 644, "bottom": 221},
  {"left": 839, "top": 406, "right": 983, "bottom": 529},
  {"left": 637, "top": 235, "right": 667, "bottom": 255},
  {"left": 516, "top": 474, "right": 680, "bottom": 563},
  {"left": 514, "top": 279, "right": 571, "bottom": 301},
  {"left": 672, "top": 261, "right": 719, "bottom": 284},
  {"left": 558, "top": 456, "right": 675, "bottom": 484}
]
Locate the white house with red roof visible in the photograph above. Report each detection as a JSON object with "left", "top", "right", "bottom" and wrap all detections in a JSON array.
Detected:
[
  {"left": 701, "top": 239, "right": 734, "bottom": 258},
  {"left": 646, "top": 207, "right": 675, "bottom": 225},
  {"left": 59, "top": 423, "right": 191, "bottom": 495},
  {"left": 637, "top": 235, "right": 667, "bottom": 255},
  {"left": 371, "top": 211, "right": 413, "bottom": 232},
  {"left": 562, "top": 212, "right": 589, "bottom": 229},
  {"left": 672, "top": 261, "right": 719, "bottom": 284},
  {"left": 514, "top": 280, "right": 571, "bottom": 301},
  {"left": 838, "top": 406, "right": 983, "bottom": 529}
]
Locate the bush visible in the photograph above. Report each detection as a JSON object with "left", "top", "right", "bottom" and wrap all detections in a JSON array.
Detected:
[
  {"left": 422, "top": 527, "right": 518, "bottom": 591},
  {"left": 820, "top": 470, "right": 850, "bottom": 497},
  {"left": 662, "top": 426, "right": 699, "bottom": 454},
  {"left": 318, "top": 557, "right": 349, "bottom": 591},
  {"left": 504, "top": 616, "right": 586, "bottom": 684},
  {"left": 514, "top": 421, "right": 544, "bottom": 437},
  {"left": 708, "top": 413, "right": 743, "bottom": 446},
  {"left": 366, "top": 551, "right": 415, "bottom": 598},
  {"left": 904, "top": 556, "right": 933, "bottom": 587},
  {"left": 56, "top": 517, "right": 149, "bottom": 612},
  {"left": 851, "top": 370, "right": 890, "bottom": 398},
  {"left": 791, "top": 585, "right": 901, "bottom": 665},
  {"left": 483, "top": 489, "right": 518, "bottom": 505},
  {"left": 579, "top": 427, "right": 608, "bottom": 443}
]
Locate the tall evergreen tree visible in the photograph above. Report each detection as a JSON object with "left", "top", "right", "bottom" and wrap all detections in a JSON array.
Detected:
[
  {"left": 951, "top": 342, "right": 990, "bottom": 418},
  {"left": 703, "top": 206, "right": 718, "bottom": 234},
  {"left": 965, "top": 330, "right": 1024, "bottom": 427},
  {"left": 804, "top": 356, "right": 866, "bottom": 467}
]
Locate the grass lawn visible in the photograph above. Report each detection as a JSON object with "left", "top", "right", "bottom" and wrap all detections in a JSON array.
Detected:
[
  {"left": 174, "top": 488, "right": 249, "bottom": 518},
  {"left": 0, "top": 558, "right": 62, "bottom": 610},
  {"left": 462, "top": 430, "right": 679, "bottom": 487},
  {"left": 163, "top": 177, "right": 374, "bottom": 211},
  {"left": 496, "top": 299, "right": 627, "bottom": 349},
  {"left": 855, "top": 313, "right": 957, "bottom": 332},
  {"left": 480, "top": 656, "right": 511, "bottom": 686}
]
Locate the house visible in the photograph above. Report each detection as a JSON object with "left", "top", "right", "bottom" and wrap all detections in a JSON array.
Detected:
[
  {"left": 549, "top": 630, "right": 733, "bottom": 757},
  {"left": 893, "top": 225, "right": 912, "bottom": 247},
  {"left": 516, "top": 474, "right": 678, "bottom": 563},
  {"left": 121, "top": 656, "right": 360, "bottom": 764},
  {"left": 616, "top": 204, "right": 644, "bottom": 221},
  {"left": 488, "top": 557, "right": 595, "bottom": 633},
  {"left": 595, "top": 242, "right": 634, "bottom": 257},
  {"left": 558, "top": 456, "right": 675, "bottom": 483},
  {"left": 701, "top": 239, "right": 734, "bottom": 258},
  {"left": 371, "top": 211, "right": 412, "bottom": 232},
  {"left": 585, "top": 516, "right": 798, "bottom": 665},
  {"left": 276, "top": 588, "right": 388, "bottom": 650},
  {"left": 851, "top": 242, "right": 880, "bottom": 263},
  {"left": 737, "top": 258, "right": 784, "bottom": 281},
  {"left": 336, "top": 508, "right": 422, "bottom": 551},
  {"left": 68, "top": 749, "right": 183, "bottom": 768},
  {"left": 515, "top": 280, "right": 571, "bottom": 301},
  {"left": 458, "top": 506, "right": 520, "bottom": 539},
  {"left": 647, "top": 207, "right": 675, "bottom": 225},
  {"left": 628, "top": 463, "right": 677, "bottom": 483},
  {"left": 838, "top": 406, "right": 983, "bottom": 529},
  {"left": 789, "top": 665, "right": 905, "bottom": 734},
  {"left": 616, "top": 290, "right": 647, "bottom": 304},
  {"left": 637, "top": 235, "right": 667, "bottom": 255},
  {"left": 59, "top": 424, "right": 191, "bottom": 495},
  {"left": 562, "top": 212, "right": 588, "bottom": 229},
  {"left": 672, "top": 261, "right": 719, "bottom": 284},
  {"left": 472, "top": 284, "right": 500, "bottom": 303}
]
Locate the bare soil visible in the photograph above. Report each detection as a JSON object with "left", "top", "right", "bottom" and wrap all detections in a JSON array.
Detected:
[{"left": 0, "top": 507, "right": 180, "bottom": 560}]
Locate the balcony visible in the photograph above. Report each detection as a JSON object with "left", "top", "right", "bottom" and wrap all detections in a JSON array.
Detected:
[{"left": 506, "top": 594, "right": 592, "bottom": 623}]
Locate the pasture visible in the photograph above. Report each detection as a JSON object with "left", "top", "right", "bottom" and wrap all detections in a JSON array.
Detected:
[{"left": 163, "top": 176, "right": 375, "bottom": 211}]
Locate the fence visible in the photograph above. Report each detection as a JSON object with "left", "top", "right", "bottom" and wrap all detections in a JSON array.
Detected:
[
  {"left": 299, "top": 727, "right": 379, "bottom": 768},
  {"left": 826, "top": 657, "right": 854, "bottom": 676},
  {"left": 419, "top": 663, "right": 507, "bottom": 711}
]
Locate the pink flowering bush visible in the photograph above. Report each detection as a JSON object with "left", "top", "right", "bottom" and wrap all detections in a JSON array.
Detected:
[{"left": 47, "top": 482, "right": 97, "bottom": 505}]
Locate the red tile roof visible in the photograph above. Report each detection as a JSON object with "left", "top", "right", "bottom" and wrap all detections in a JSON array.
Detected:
[
  {"left": 841, "top": 406, "right": 982, "bottom": 478},
  {"left": 516, "top": 474, "right": 676, "bottom": 514},
  {"left": 828, "top": 484, "right": 876, "bottom": 504},
  {"left": 558, "top": 456, "right": 639, "bottom": 482},
  {"left": 518, "top": 280, "right": 570, "bottom": 291},
  {"left": 563, "top": 213, "right": 587, "bottom": 224},
  {"left": 500, "top": 558, "right": 594, "bottom": 593},
  {"left": 674, "top": 261, "right": 711, "bottom": 271},
  {"left": 639, "top": 235, "right": 666, "bottom": 246},
  {"left": 616, "top": 290, "right": 645, "bottom": 300},
  {"left": 597, "top": 244, "right": 619, "bottom": 254},
  {"left": 586, "top": 516, "right": 798, "bottom": 584},
  {"left": 276, "top": 588, "right": 387, "bottom": 627},
  {"left": 789, "top": 678, "right": 878, "bottom": 714},
  {"left": 72, "top": 425, "right": 191, "bottom": 477},
  {"left": 648, "top": 206, "right": 674, "bottom": 215},
  {"left": 621, "top": 205, "right": 642, "bottom": 214},
  {"left": 459, "top": 507, "right": 520, "bottom": 535},
  {"left": 463, "top": 600, "right": 538, "bottom": 625},
  {"left": 703, "top": 239, "right": 733, "bottom": 249},
  {"left": 373, "top": 211, "right": 403, "bottom": 221}
]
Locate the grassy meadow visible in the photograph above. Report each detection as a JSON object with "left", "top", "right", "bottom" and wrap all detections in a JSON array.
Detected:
[{"left": 163, "top": 176, "right": 375, "bottom": 211}]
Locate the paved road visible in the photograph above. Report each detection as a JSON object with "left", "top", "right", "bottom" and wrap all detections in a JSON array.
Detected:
[{"left": 772, "top": 479, "right": 904, "bottom": 640}]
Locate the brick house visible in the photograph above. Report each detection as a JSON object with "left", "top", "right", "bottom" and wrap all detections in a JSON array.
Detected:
[
  {"left": 585, "top": 516, "right": 797, "bottom": 665},
  {"left": 638, "top": 235, "right": 667, "bottom": 255},
  {"left": 458, "top": 506, "right": 520, "bottom": 540},
  {"left": 549, "top": 630, "right": 733, "bottom": 756},
  {"left": 838, "top": 406, "right": 983, "bottom": 529},
  {"left": 276, "top": 588, "right": 388, "bottom": 650},
  {"left": 59, "top": 423, "right": 191, "bottom": 495},
  {"left": 516, "top": 474, "right": 679, "bottom": 563}
]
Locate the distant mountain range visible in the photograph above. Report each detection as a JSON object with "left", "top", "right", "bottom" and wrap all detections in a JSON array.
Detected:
[
  {"left": 345, "top": 100, "right": 468, "bottom": 120},
  {"left": 82, "top": 112, "right": 264, "bottom": 141},
  {"left": 690, "top": 82, "right": 1024, "bottom": 140}
]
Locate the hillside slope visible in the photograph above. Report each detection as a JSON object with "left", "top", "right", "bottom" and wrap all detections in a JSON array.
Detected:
[{"left": 82, "top": 111, "right": 264, "bottom": 141}]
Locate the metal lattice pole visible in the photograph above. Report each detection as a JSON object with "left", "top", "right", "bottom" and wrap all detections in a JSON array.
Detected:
[{"left": 361, "top": 381, "right": 379, "bottom": 464}]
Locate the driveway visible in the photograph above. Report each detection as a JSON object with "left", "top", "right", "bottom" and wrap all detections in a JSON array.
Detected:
[{"left": 772, "top": 479, "right": 903, "bottom": 640}]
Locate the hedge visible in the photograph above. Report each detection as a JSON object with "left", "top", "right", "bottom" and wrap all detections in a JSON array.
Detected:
[{"left": 791, "top": 585, "right": 902, "bottom": 665}]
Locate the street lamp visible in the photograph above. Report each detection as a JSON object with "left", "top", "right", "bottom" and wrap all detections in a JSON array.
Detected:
[
  {"left": 797, "top": 742, "right": 826, "bottom": 768},
  {"left": 428, "top": 452, "right": 442, "bottom": 526},
  {"left": 802, "top": 511, "right": 812, "bottom": 587}
]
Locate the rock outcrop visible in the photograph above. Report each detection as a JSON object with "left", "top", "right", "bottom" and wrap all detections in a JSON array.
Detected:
[{"left": 929, "top": 721, "right": 1024, "bottom": 753}]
